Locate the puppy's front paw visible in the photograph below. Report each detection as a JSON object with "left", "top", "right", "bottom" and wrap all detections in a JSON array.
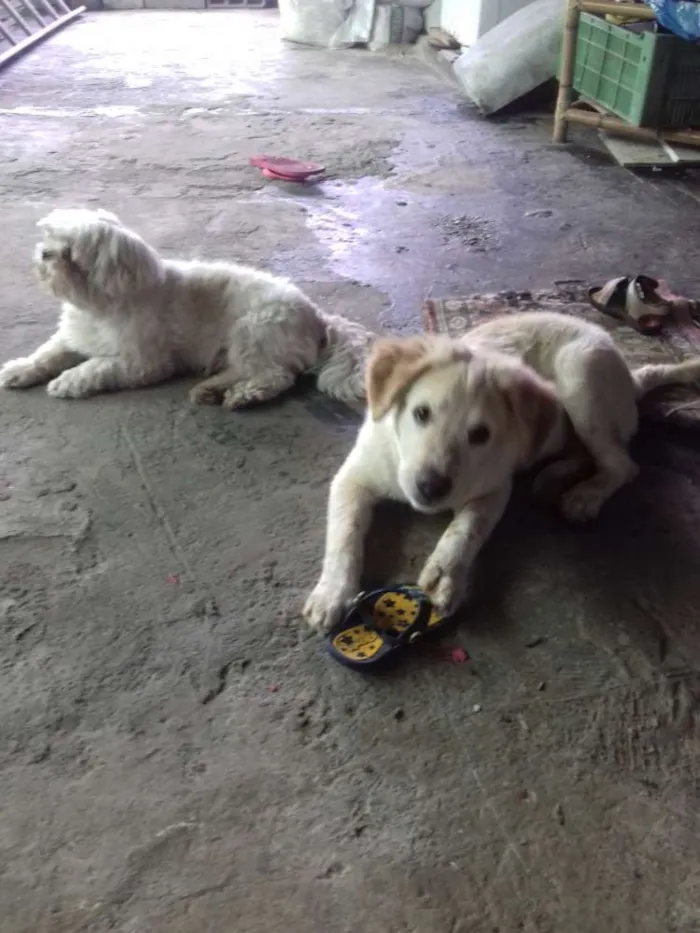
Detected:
[
  {"left": 418, "top": 559, "right": 470, "bottom": 618},
  {"left": 47, "top": 370, "right": 93, "bottom": 399},
  {"left": 303, "top": 578, "right": 354, "bottom": 633},
  {"left": 0, "top": 358, "right": 44, "bottom": 389}
]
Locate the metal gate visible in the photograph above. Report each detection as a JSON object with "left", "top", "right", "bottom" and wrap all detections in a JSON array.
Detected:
[{"left": 0, "top": 0, "right": 84, "bottom": 71}]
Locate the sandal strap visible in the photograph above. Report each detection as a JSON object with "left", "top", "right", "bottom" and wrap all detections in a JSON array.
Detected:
[
  {"left": 594, "top": 275, "right": 629, "bottom": 308},
  {"left": 630, "top": 275, "right": 672, "bottom": 315}
]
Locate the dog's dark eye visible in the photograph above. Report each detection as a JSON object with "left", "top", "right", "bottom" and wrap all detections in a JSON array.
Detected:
[
  {"left": 413, "top": 405, "right": 431, "bottom": 425},
  {"left": 468, "top": 424, "right": 490, "bottom": 445}
]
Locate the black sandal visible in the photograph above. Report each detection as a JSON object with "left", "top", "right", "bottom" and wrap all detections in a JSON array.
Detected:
[
  {"left": 587, "top": 275, "right": 671, "bottom": 335},
  {"left": 326, "top": 584, "right": 450, "bottom": 670}
]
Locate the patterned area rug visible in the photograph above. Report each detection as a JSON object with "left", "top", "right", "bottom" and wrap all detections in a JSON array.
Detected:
[{"left": 422, "top": 288, "right": 700, "bottom": 432}]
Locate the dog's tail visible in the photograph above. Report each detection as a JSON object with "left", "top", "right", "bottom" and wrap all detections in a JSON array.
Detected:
[
  {"left": 314, "top": 313, "right": 374, "bottom": 403},
  {"left": 633, "top": 358, "right": 700, "bottom": 400}
]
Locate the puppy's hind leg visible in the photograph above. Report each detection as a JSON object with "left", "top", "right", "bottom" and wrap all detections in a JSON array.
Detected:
[
  {"left": 560, "top": 447, "right": 638, "bottom": 523},
  {"left": 531, "top": 457, "right": 590, "bottom": 507},
  {"left": 554, "top": 342, "right": 639, "bottom": 523},
  {"left": 531, "top": 435, "right": 594, "bottom": 506}
]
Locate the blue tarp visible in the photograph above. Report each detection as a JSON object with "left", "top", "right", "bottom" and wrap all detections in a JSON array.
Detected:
[{"left": 648, "top": 0, "right": 700, "bottom": 41}]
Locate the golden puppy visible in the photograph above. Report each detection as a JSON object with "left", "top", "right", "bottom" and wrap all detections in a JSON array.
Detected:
[{"left": 304, "top": 311, "right": 700, "bottom": 631}]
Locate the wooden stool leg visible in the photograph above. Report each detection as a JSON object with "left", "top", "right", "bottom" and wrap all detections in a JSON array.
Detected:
[{"left": 553, "top": 0, "right": 579, "bottom": 143}]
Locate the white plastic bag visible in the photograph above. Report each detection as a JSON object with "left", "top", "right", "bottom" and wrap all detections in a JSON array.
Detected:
[
  {"left": 280, "top": 0, "right": 376, "bottom": 48},
  {"left": 453, "top": 0, "right": 563, "bottom": 114}
]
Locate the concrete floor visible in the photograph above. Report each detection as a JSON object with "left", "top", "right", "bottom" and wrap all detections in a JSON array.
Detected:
[{"left": 2, "top": 10, "right": 700, "bottom": 932}]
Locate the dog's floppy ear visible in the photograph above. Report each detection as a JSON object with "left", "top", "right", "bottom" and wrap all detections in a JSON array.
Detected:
[
  {"left": 366, "top": 336, "right": 450, "bottom": 421},
  {"left": 38, "top": 209, "right": 164, "bottom": 297},
  {"left": 494, "top": 360, "right": 560, "bottom": 460},
  {"left": 74, "top": 222, "right": 162, "bottom": 296}
]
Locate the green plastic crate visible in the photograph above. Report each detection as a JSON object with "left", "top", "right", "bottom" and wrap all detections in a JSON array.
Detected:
[{"left": 572, "top": 12, "right": 700, "bottom": 129}]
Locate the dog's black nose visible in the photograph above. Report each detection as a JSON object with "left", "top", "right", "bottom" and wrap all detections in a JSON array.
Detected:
[{"left": 416, "top": 472, "right": 452, "bottom": 504}]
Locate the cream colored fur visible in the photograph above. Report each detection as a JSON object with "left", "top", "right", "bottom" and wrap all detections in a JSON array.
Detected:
[
  {"left": 0, "top": 208, "right": 373, "bottom": 406},
  {"left": 304, "top": 311, "right": 700, "bottom": 631}
]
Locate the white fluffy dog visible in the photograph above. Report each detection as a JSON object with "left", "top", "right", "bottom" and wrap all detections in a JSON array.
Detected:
[
  {"left": 0, "top": 208, "right": 373, "bottom": 406},
  {"left": 304, "top": 311, "right": 700, "bottom": 631}
]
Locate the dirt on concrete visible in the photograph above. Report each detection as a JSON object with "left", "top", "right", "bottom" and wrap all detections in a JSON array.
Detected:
[{"left": 2, "top": 10, "right": 700, "bottom": 933}]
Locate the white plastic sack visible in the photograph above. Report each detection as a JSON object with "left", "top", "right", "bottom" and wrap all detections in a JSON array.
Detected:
[
  {"left": 381, "top": 0, "right": 432, "bottom": 8},
  {"left": 369, "top": 4, "right": 424, "bottom": 49},
  {"left": 453, "top": 0, "right": 563, "bottom": 114},
  {"left": 423, "top": 0, "right": 442, "bottom": 31},
  {"left": 442, "top": 0, "right": 538, "bottom": 47},
  {"left": 280, "top": 0, "right": 376, "bottom": 48}
]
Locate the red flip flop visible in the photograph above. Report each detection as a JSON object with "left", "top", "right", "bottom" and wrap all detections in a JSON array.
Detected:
[
  {"left": 261, "top": 167, "right": 319, "bottom": 183},
  {"left": 249, "top": 155, "right": 325, "bottom": 182}
]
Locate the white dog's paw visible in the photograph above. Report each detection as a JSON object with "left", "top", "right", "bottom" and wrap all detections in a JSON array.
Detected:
[
  {"left": 222, "top": 384, "right": 268, "bottom": 410},
  {"left": 222, "top": 373, "right": 294, "bottom": 410},
  {"left": 46, "top": 370, "right": 93, "bottom": 399},
  {"left": 559, "top": 484, "right": 605, "bottom": 524},
  {"left": 418, "top": 559, "right": 470, "bottom": 618},
  {"left": 0, "top": 358, "right": 43, "bottom": 389},
  {"left": 189, "top": 382, "right": 224, "bottom": 406},
  {"left": 303, "top": 578, "right": 354, "bottom": 633}
]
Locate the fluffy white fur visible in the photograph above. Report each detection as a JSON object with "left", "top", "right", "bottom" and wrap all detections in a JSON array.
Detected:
[
  {"left": 0, "top": 208, "right": 373, "bottom": 406},
  {"left": 304, "top": 311, "right": 700, "bottom": 631}
]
